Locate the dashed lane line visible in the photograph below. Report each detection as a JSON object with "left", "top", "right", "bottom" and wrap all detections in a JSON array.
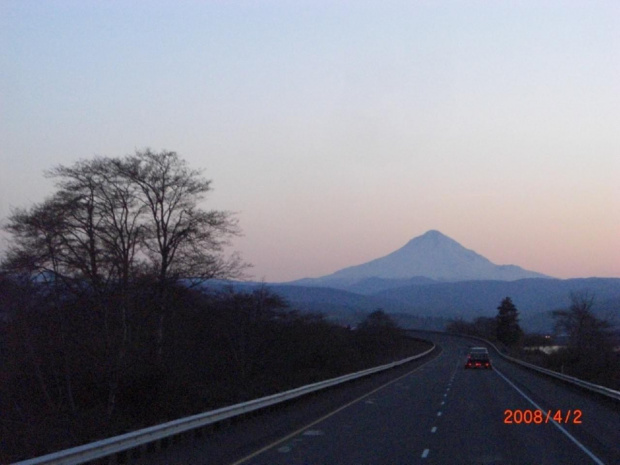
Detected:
[{"left": 229, "top": 351, "right": 443, "bottom": 465}]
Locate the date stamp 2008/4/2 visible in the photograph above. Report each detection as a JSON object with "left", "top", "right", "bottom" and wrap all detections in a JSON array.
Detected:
[{"left": 504, "top": 409, "right": 582, "bottom": 424}]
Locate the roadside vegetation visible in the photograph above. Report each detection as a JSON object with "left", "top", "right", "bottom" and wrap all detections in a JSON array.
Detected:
[
  {"left": 446, "top": 294, "right": 619, "bottom": 390},
  {"left": 0, "top": 151, "right": 428, "bottom": 462},
  {"left": 0, "top": 278, "right": 426, "bottom": 462}
]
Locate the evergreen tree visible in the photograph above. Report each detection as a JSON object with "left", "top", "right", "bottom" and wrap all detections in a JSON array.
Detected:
[{"left": 496, "top": 297, "right": 523, "bottom": 346}]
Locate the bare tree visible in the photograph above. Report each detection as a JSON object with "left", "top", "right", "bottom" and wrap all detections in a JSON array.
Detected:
[
  {"left": 553, "top": 291, "right": 612, "bottom": 352},
  {"left": 2, "top": 149, "right": 246, "bottom": 416},
  {"left": 116, "top": 149, "right": 244, "bottom": 283},
  {"left": 5, "top": 151, "right": 243, "bottom": 288},
  {"left": 552, "top": 291, "right": 618, "bottom": 384},
  {"left": 44, "top": 158, "right": 148, "bottom": 290},
  {"left": 114, "top": 149, "right": 246, "bottom": 361},
  {"left": 3, "top": 200, "right": 90, "bottom": 417},
  {"left": 38, "top": 158, "right": 149, "bottom": 417}
]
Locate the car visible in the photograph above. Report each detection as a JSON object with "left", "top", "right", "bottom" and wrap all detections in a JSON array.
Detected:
[
  {"left": 465, "top": 349, "right": 492, "bottom": 369},
  {"left": 469, "top": 346, "right": 488, "bottom": 355}
]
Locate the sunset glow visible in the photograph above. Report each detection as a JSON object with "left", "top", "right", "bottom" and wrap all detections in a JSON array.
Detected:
[{"left": 2, "top": 1, "right": 619, "bottom": 282}]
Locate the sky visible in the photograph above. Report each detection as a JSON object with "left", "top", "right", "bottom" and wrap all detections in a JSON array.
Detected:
[{"left": 1, "top": 0, "right": 619, "bottom": 282}]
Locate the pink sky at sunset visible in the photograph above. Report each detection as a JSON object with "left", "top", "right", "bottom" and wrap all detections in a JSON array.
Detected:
[{"left": 2, "top": 1, "right": 619, "bottom": 282}]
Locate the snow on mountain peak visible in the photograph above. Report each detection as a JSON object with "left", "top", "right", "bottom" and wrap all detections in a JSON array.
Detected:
[
  {"left": 405, "top": 230, "right": 458, "bottom": 248},
  {"left": 309, "top": 230, "right": 550, "bottom": 284}
]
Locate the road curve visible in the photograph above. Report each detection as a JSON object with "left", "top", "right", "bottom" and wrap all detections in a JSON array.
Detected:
[{"left": 133, "top": 332, "right": 619, "bottom": 465}]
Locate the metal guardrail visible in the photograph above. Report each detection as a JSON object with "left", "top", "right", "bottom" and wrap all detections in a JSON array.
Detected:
[
  {"left": 460, "top": 333, "right": 620, "bottom": 402},
  {"left": 14, "top": 345, "right": 435, "bottom": 465}
]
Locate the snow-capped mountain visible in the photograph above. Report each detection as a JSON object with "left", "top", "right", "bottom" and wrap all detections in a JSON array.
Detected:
[{"left": 293, "top": 230, "right": 550, "bottom": 287}]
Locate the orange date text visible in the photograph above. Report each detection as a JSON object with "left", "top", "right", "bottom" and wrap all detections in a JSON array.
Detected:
[{"left": 504, "top": 409, "right": 582, "bottom": 424}]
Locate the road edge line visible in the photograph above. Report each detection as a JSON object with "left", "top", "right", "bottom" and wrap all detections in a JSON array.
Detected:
[
  {"left": 229, "top": 349, "right": 442, "bottom": 465},
  {"left": 493, "top": 367, "right": 605, "bottom": 465}
]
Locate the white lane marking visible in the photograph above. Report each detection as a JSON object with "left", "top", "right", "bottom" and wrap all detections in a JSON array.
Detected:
[
  {"left": 302, "top": 430, "right": 324, "bottom": 436},
  {"left": 421, "top": 448, "right": 430, "bottom": 458},
  {"left": 440, "top": 401, "right": 445, "bottom": 405},
  {"left": 431, "top": 426, "right": 437, "bottom": 433},
  {"left": 443, "top": 393, "right": 447, "bottom": 397},
  {"left": 231, "top": 349, "right": 443, "bottom": 465},
  {"left": 494, "top": 367, "right": 605, "bottom": 465},
  {"left": 437, "top": 411, "right": 442, "bottom": 416}
]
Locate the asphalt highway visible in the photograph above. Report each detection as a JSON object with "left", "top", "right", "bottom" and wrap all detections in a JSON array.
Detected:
[{"left": 133, "top": 332, "right": 619, "bottom": 465}]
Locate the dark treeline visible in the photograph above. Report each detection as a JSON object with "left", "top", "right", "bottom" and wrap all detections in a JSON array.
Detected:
[
  {"left": 446, "top": 293, "right": 619, "bottom": 390},
  {"left": 0, "top": 276, "right": 425, "bottom": 462}
]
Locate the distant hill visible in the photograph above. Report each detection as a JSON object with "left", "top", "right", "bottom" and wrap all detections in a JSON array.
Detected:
[
  {"left": 197, "top": 281, "right": 448, "bottom": 329},
  {"left": 199, "top": 280, "right": 415, "bottom": 319},
  {"left": 201, "top": 278, "right": 620, "bottom": 333},
  {"left": 371, "top": 277, "right": 620, "bottom": 320},
  {"left": 340, "top": 276, "right": 439, "bottom": 295},
  {"left": 291, "top": 230, "right": 550, "bottom": 289}
]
